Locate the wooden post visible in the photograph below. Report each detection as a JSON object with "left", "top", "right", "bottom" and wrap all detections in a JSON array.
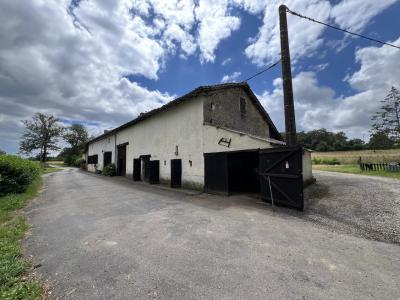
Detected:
[{"left": 279, "top": 5, "right": 297, "bottom": 146}]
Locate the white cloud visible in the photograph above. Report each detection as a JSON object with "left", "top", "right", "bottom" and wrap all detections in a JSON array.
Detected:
[
  {"left": 330, "top": 0, "right": 397, "bottom": 33},
  {"left": 195, "top": 0, "right": 241, "bottom": 63},
  {"left": 221, "top": 71, "right": 242, "bottom": 83},
  {"left": 244, "top": 0, "right": 397, "bottom": 66},
  {"left": 245, "top": 0, "right": 332, "bottom": 66},
  {"left": 221, "top": 57, "right": 232, "bottom": 66},
  {"left": 259, "top": 38, "right": 400, "bottom": 138},
  {"left": 0, "top": 0, "right": 174, "bottom": 153}
]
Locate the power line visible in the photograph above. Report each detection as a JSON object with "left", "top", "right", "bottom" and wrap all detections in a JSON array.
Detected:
[
  {"left": 286, "top": 7, "right": 400, "bottom": 50},
  {"left": 243, "top": 60, "right": 281, "bottom": 82}
]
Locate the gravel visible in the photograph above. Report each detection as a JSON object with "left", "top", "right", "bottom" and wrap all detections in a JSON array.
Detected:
[{"left": 304, "top": 170, "right": 400, "bottom": 244}]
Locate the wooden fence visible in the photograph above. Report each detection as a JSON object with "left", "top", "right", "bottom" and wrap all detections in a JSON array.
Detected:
[{"left": 360, "top": 162, "right": 400, "bottom": 172}]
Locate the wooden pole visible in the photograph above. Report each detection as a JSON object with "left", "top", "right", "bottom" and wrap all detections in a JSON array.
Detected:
[{"left": 279, "top": 5, "right": 297, "bottom": 146}]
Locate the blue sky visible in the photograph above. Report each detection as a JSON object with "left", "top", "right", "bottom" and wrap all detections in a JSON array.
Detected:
[{"left": 0, "top": 0, "right": 400, "bottom": 154}]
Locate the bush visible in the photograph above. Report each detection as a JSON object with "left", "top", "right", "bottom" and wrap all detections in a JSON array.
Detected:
[
  {"left": 312, "top": 157, "right": 340, "bottom": 165},
  {"left": 0, "top": 155, "right": 40, "bottom": 196},
  {"left": 102, "top": 163, "right": 116, "bottom": 176},
  {"left": 63, "top": 154, "right": 81, "bottom": 167}
]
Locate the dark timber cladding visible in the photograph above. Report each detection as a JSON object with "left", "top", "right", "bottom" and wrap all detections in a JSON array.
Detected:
[
  {"left": 279, "top": 5, "right": 297, "bottom": 146},
  {"left": 259, "top": 146, "right": 303, "bottom": 210}
]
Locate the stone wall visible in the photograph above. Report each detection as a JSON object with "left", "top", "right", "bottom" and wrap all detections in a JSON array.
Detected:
[{"left": 203, "top": 87, "right": 270, "bottom": 139}]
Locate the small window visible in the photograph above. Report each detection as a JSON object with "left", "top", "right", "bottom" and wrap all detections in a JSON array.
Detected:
[
  {"left": 239, "top": 97, "right": 246, "bottom": 116},
  {"left": 210, "top": 102, "right": 216, "bottom": 111}
]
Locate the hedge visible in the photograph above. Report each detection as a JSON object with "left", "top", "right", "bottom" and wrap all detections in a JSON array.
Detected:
[{"left": 0, "top": 155, "right": 40, "bottom": 196}]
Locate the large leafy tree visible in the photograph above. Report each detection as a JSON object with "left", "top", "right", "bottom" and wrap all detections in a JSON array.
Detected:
[
  {"left": 19, "top": 113, "right": 64, "bottom": 162},
  {"left": 368, "top": 132, "right": 395, "bottom": 150},
  {"left": 371, "top": 86, "right": 400, "bottom": 142},
  {"left": 64, "top": 124, "right": 89, "bottom": 152}
]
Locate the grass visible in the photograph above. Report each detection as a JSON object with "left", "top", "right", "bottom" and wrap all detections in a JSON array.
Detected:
[
  {"left": 42, "top": 167, "right": 62, "bottom": 174},
  {"left": 312, "top": 148, "right": 400, "bottom": 164},
  {"left": 313, "top": 164, "right": 400, "bottom": 179},
  {"left": 0, "top": 176, "right": 43, "bottom": 299},
  {"left": 47, "top": 161, "right": 66, "bottom": 166}
]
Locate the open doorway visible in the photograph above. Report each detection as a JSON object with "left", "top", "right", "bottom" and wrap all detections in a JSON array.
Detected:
[{"left": 204, "top": 149, "right": 259, "bottom": 195}]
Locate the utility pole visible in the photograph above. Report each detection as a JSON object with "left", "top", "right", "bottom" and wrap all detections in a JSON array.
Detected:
[{"left": 279, "top": 4, "right": 297, "bottom": 146}]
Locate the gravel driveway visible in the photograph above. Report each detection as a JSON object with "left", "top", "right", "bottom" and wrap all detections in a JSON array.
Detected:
[{"left": 24, "top": 168, "right": 400, "bottom": 299}]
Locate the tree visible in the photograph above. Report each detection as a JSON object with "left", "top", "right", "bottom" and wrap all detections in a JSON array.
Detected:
[
  {"left": 0, "top": 149, "right": 5, "bottom": 155},
  {"left": 371, "top": 86, "right": 400, "bottom": 142},
  {"left": 64, "top": 124, "right": 89, "bottom": 152},
  {"left": 19, "top": 113, "right": 64, "bottom": 162},
  {"left": 60, "top": 124, "right": 89, "bottom": 166},
  {"left": 368, "top": 132, "right": 395, "bottom": 150}
]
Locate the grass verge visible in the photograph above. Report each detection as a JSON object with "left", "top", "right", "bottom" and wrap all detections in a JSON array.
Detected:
[
  {"left": 0, "top": 176, "right": 43, "bottom": 299},
  {"left": 313, "top": 164, "right": 400, "bottom": 179},
  {"left": 42, "top": 167, "right": 62, "bottom": 174}
]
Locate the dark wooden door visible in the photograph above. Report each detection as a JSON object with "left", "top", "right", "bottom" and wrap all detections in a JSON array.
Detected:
[
  {"left": 133, "top": 159, "right": 141, "bottom": 181},
  {"left": 259, "top": 146, "right": 303, "bottom": 210},
  {"left": 103, "top": 152, "right": 112, "bottom": 167},
  {"left": 204, "top": 152, "right": 229, "bottom": 195},
  {"left": 149, "top": 160, "right": 160, "bottom": 184},
  {"left": 170, "top": 159, "right": 182, "bottom": 188},
  {"left": 117, "top": 145, "right": 126, "bottom": 176}
]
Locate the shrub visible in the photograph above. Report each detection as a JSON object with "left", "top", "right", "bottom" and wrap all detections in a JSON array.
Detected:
[
  {"left": 312, "top": 157, "right": 340, "bottom": 165},
  {"left": 0, "top": 155, "right": 40, "bottom": 196},
  {"left": 102, "top": 163, "right": 116, "bottom": 176},
  {"left": 64, "top": 154, "right": 81, "bottom": 166}
]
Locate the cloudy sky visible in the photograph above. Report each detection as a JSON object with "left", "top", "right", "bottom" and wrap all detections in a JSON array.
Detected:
[{"left": 1, "top": 0, "right": 400, "bottom": 153}]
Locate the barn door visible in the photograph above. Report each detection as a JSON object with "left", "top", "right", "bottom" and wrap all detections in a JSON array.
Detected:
[
  {"left": 170, "top": 159, "right": 182, "bottom": 188},
  {"left": 149, "top": 160, "right": 160, "bottom": 184},
  {"left": 133, "top": 159, "right": 141, "bottom": 181},
  {"left": 103, "top": 152, "right": 112, "bottom": 167},
  {"left": 259, "top": 146, "right": 303, "bottom": 210},
  {"left": 117, "top": 145, "right": 127, "bottom": 176}
]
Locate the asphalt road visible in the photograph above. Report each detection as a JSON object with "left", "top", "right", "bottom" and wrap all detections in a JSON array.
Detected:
[{"left": 24, "top": 168, "right": 400, "bottom": 299}]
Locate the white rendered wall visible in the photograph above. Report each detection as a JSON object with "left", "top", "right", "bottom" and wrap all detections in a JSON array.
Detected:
[
  {"left": 87, "top": 135, "right": 116, "bottom": 172},
  {"left": 202, "top": 125, "right": 272, "bottom": 153},
  {"left": 115, "top": 99, "right": 205, "bottom": 189},
  {"left": 302, "top": 149, "right": 313, "bottom": 183}
]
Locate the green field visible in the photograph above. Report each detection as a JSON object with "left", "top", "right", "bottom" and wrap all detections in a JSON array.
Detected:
[
  {"left": 312, "top": 149, "right": 400, "bottom": 164},
  {"left": 313, "top": 164, "right": 400, "bottom": 179}
]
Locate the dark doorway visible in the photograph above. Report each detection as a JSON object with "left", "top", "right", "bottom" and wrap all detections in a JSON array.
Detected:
[
  {"left": 204, "top": 152, "right": 228, "bottom": 195},
  {"left": 170, "top": 159, "right": 182, "bottom": 188},
  {"left": 227, "top": 151, "right": 259, "bottom": 193},
  {"left": 204, "top": 150, "right": 259, "bottom": 195},
  {"left": 117, "top": 145, "right": 127, "bottom": 176},
  {"left": 103, "top": 152, "right": 112, "bottom": 168},
  {"left": 140, "top": 155, "right": 151, "bottom": 182},
  {"left": 259, "top": 146, "right": 303, "bottom": 210},
  {"left": 149, "top": 160, "right": 160, "bottom": 184},
  {"left": 133, "top": 159, "right": 141, "bottom": 181}
]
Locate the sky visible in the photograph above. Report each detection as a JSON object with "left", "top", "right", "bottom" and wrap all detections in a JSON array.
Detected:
[{"left": 0, "top": 0, "right": 400, "bottom": 154}]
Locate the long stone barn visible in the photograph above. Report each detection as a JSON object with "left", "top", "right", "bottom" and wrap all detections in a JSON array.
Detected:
[{"left": 84, "top": 82, "right": 312, "bottom": 196}]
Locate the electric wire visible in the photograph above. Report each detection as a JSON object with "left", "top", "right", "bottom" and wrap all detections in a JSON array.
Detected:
[
  {"left": 286, "top": 7, "right": 400, "bottom": 50},
  {"left": 243, "top": 59, "right": 281, "bottom": 82}
]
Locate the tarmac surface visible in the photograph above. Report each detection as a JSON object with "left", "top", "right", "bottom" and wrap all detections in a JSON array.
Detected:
[{"left": 24, "top": 168, "right": 400, "bottom": 299}]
